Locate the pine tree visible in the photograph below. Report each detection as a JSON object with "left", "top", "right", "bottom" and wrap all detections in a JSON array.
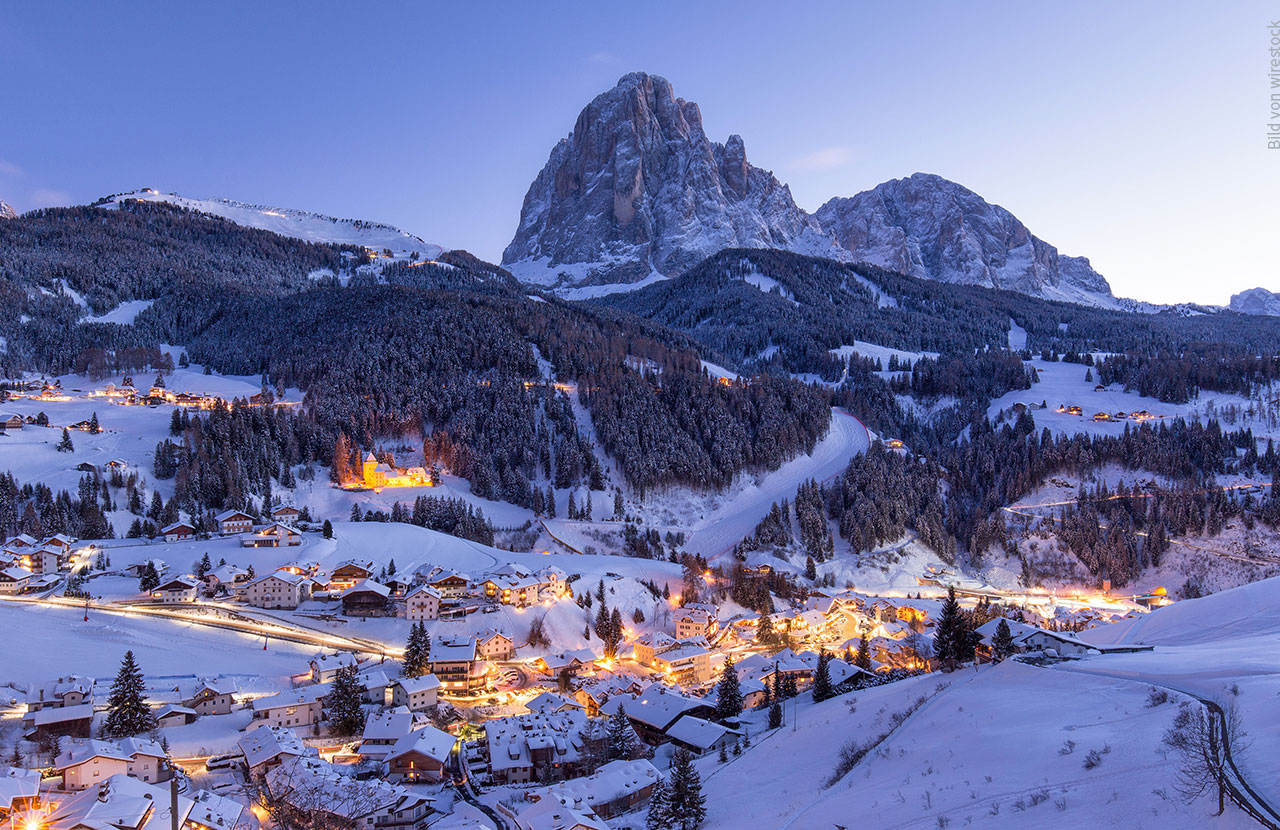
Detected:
[
  {"left": 605, "top": 705, "right": 636, "bottom": 760},
  {"left": 605, "top": 607, "right": 623, "bottom": 658},
  {"left": 993, "top": 618, "right": 1016, "bottom": 662},
  {"left": 195, "top": 552, "right": 212, "bottom": 578},
  {"left": 139, "top": 561, "right": 160, "bottom": 592},
  {"left": 667, "top": 747, "right": 707, "bottom": 829},
  {"left": 812, "top": 649, "right": 834, "bottom": 702},
  {"left": 934, "top": 586, "right": 963, "bottom": 670},
  {"left": 322, "top": 519, "right": 333, "bottom": 539},
  {"left": 718, "top": 742, "right": 728, "bottom": 763},
  {"left": 102, "top": 651, "right": 153, "bottom": 737},
  {"left": 645, "top": 776, "right": 671, "bottom": 830},
  {"left": 349, "top": 503, "right": 362, "bottom": 522},
  {"left": 56, "top": 428, "right": 74, "bottom": 453},
  {"left": 757, "top": 613, "right": 776, "bottom": 647},
  {"left": 327, "top": 665, "right": 366, "bottom": 736},
  {"left": 88, "top": 412, "right": 100, "bottom": 434},
  {"left": 855, "top": 632, "right": 872, "bottom": 671},
  {"left": 714, "top": 656, "right": 743, "bottom": 719},
  {"left": 403, "top": 622, "right": 431, "bottom": 678}
]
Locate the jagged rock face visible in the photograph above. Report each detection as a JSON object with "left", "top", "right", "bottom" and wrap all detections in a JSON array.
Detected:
[
  {"left": 1229, "top": 287, "right": 1280, "bottom": 316},
  {"left": 503, "top": 72, "right": 840, "bottom": 288},
  {"left": 0, "top": 200, "right": 16, "bottom": 220},
  {"left": 815, "top": 173, "right": 1113, "bottom": 304}
]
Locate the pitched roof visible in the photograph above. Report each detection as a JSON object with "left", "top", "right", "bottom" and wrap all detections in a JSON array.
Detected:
[
  {"left": 238, "top": 726, "right": 305, "bottom": 768},
  {"left": 665, "top": 715, "right": 736, "bottom": 750},
  {"left": 55, "top": 739, "right": 130, "bottom": 769},
  {"left": 394, "top": 674, "right": 442, "bottom": 695},
  {"left": 385, "top": 725, "right": 455, "bottom": 765}
]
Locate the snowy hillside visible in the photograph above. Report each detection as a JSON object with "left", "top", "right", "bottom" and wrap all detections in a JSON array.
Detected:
[
  {"left": 96, "top": 189, "right": 443, "bottom": 259},
  {"left": 1229, "top": 286, "right": 1280, "bottom": 316}
]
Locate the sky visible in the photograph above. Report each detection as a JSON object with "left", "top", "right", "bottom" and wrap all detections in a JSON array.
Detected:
[{"left": 0, "top": 1, "right": 1275, "bottom": 305}]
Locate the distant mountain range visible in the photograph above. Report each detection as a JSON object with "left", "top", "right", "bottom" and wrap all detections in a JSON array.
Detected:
[
  {"left": 1229, "top": 287, "right": 1280, "bottom": 316},
  {"left": 501, "top": 72, "right": 1119, "bottom": 307}
]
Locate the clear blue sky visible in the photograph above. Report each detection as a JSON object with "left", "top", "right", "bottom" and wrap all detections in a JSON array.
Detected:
[{"left": 1, "top": 1, "right": 1274, "bottom": 304}]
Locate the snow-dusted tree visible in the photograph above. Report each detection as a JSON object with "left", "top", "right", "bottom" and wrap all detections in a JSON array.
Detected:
[
  {"left": 139, "top": 561, "right": 160, "bottom": 592},
  {"left": 56, "top": 428, "right": 74, "bottom": 453},
  {"left": 605, "top": 705, "right": 636, "bottom": 761},
  {"left": 714, "top": 656, "right": 743, "bottom": 719},
  {"left": 645, "top": 775, "right": 670, "bottom": 830},
  {"left": 102, "top": 651, "right": 153, "bottom": 737},
  {"left": 812, "top": 650, "right": 834, "bottom": 702},
  {"left": 403, "top": 622, "right": 431, "bottom": 678},
  {"left": 992, "top": 619, "right": 1016, "bottom": 662},
  {"left": 326, "top": 666, "right": 366, "bottom": 736},
  {"left": 855, "top": 632, "right": 872, "bottom": 671},
  {"left": 666, "top": 747, "right": 707, "bottom": 829}
]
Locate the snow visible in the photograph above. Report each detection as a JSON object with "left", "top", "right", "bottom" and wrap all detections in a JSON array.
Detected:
[
  {"left": 740, "top": 272, "right": 797, "bottom": 305},
  {"left": 1007, "top": 318, "right": 1027, "bottom": 350},
  {"left": 100, "top": 190, "right": 442, "bottom": 259},
  {"left": 82, "top": 299, "right": 155, "bottom": 326},
  {"left": 830, "top": 341, "right": 937, "bottom": 368},
  {"left": 699, "top": 361, "right": 739, "bottom": 382}
]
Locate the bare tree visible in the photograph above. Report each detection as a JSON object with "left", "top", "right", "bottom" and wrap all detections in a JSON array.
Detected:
[
  {"left": 250, "top": 758, "right": 392, "bottom": 830},
  {"left": 1162, "top": 700, "right": 1249, "bottom": 816}
]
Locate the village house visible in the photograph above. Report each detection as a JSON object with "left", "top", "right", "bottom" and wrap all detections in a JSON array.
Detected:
[
  {"left": 514, "top": 799, "right": 607, "bottom": 830},
  {"left": 390, "top": 675, "right": 441, "bottom": 712},
  {"left": 405, "top": 584, "right": 441, "bottom": 621},
  {"left": 241, "top": 570, "right": 313, "bottom": 609},
  {"left": 21, "top": 546, "right": 60, "bottom": 575},
  {"left": 154, "top": 704, "right": 197, "bottom": 728},
  {"left": 475, "top": 711, "right": 590, "bottom": 785},
  {"left": 116, "top": 737, "right": 169, "bottom": 784},
  {"left": 3, "top": 534, "right": 37, "bottom": 549},
  {"left": 631, "top": 632, "right": 677, "bottom": 668},
  {"left": 482, "top": 569, "right": 550, "bottom": 607},
  {"left": 430, "top": 638, "right": 488, "bottom": 694},
  {"left": 384, "top": 725, "right": 455, "bottom": 783},
  {"left": 0, "top": 413, "right": 23, "bottom": 430},
  {"left": 649, "top": 639, "right": 713, "bottom": 685},
  {"left": 341, "top": 579, "right": 392, "bottom": 617},
  {"left": 524, "top": 692, "right": 584, "bottom": 715},
  {"left": 673, "top": 604, "right": 718, "bottom": 640},
  {"left": 269, "top": 505, "right": 301, "bottom": 523},
  {"left": 359, "top": 709, "right": 415, "bottom": 760},
  {"left": 356, "top": 452, "right": 432, "bottom": 490},
  {"left": 310, "top": 652, "right": 359, "bottom": 684},
  {"left": 186, "top": 787, "right": 258, "bottom": 830},
  {"left": 327, "top": 559, "right": 375, "bottom": 590},
  {"left": 22, "top": 703, "right": 95, "bottom": 742},
  {"left": 532, "top": 650, "right": 595, "bottom": 680},
  {"left": 477, "top": 628, "right": 515, "bottom": 661},
  {"left": 214, "top": 509, "right": 254, "bottom": 536},
  {"left": 599, "top": 684, "right": 714, "bottom": 745},
  {"left": 26, "top": 675, "right": 94, "bottom": 712},
  {"left": 182, "top": 682, "right": 235, "bottom": 716},
  {"left": 416, "top": 567, "right": 470, "bottom": 599},
  {"left": 44, "top": 774, "right": 195, "bottom": 830},
  {"left": 150, "top": 575, "right": 199, "bottom": 602},
  {"left": 202, "top": 563, "right": 251, "bottom": 595},
  {"left": 265, "top": 757, "right": 433, "bottom": 830},
  {"left": 240, "top": 522, "right": 302, "bottom": 548},
  {"left": 159, "top": 522, "right": 195, "bottom": 543},
  {"left": 238, "top": 726, "right": 307, "bottom": 780},
  {"left": 664, "top": 715, "right": 740, "bottom": 757},
  {"left": 573, "top": 675, "right": 645, "bottom": 718},
  {"left": 0, "top": 767, "right": 43, "bottom": 819},
  {"left": 250, "top": 686, "right": 327, "bottom": 729},
  {"left": 0, "top": 566, "right": 33, "bottom": 594},
  {"left": 527, "top": 758, "right": 660, "bottom": 821},
  {"left": 55, "top": 741, "right": 130, "bottom": 790}
]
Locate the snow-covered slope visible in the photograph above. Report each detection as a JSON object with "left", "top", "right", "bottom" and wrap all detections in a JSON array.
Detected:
[
  {"left": 0, "top": 199, "right": 16, "bottom": 219},
  {"left": 815, "top": 173, "right": 1120, "bottom": 308},
  {"left": 502, "top": 72, "right": 849, "bottom": 293},
  {"left": 97, "top": 189, "right": 442, "bottom": 258},
  {"left": 1229, "top": 286, "right": 1280, "bottom": 316}
]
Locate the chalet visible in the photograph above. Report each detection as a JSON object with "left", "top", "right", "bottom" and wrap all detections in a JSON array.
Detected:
[
  {"left": 328, "top": 559, "right": 375, "bottom": 590},
  {"left": 1093, "top": 412, "right": 1112, "bottom": 422},
  {"left": 384, "top": 725, "right": 455, "bottom": 783},
  {"left": 599, "top": 684, "right": 714, "bottom": 745},
  {"left": 384, "top": 575, "right": 413, "bottom": 596},
  {"left": 430, "top": 638, "right": 487, "bottom": 694},
  {"left": 632, "top": 632, "right": 677, "bottom": 667},
  {"left": 214, "top": 509, "right": 254, "bottom": 536},
  {"left": 525, "top": 692, "right": 584, "bottom": 715},
  {"left": 0, "top": 767, "right": 42, "bottom": 818},
  {"left": 202, "top": 563, "right": 250, "bottom": 594},
  {"left": 3, "top": 534, "right": 37, "bottom": 549},
  {"left": 664, "top": 716, "right": 740, "bottom": 756},
  {"left": 182, "top": 682, "right": 235, "bottom": 716},
  {"left": 650, "top": 640, "right": 713, "bottom": 685},
  {"left": 159, "top": 522, "right": 195, "bottom": 542},
  {"left": 483, "top": 571, "right": 549, "bottom": 607},
  {"left": 359, "top": 709, "right": 415, "bottom": 760},
  {"left": 154, "top": 704, "right": 197, "bottom": 728},
  {"left": 22, "top": 547, "right": 60, "bottom": 575},
  {"left": 23, "top": 702, "right": 95, "bottom": 741},
  {"left": 117, "top": 737, "right": 169, "bottom": 784},
  {"left": 269, "top": 505, "right": 301, "bottom": 523},
  {"left": 310, "top": 652, "right": 359, "bottom": 684},
  {"left": 0, "top": 414, "right": 23, "bottom": 430},
  {"left": 422, "top": 568, "right": 470, "bottom": 599},
  {"left": 533, "top": 650, "right": 594, "bottom": 679},
  {"left": 264, "top": 757, "right": 433, "bottom": 830},
  {"left": 27, "top": 675, "right": 94, "bottom": 712},
  {"left": 526, "top": 758, "right": 660, "bottom": 822},
  {"left": 0, "top": 566, "right": 33, "bottom": 594},
  {"left": 514, "top": 800, "right": 606, "bottom": 830},
  {"left": 341, "top": 579, "right": 392, "bottom": 617},
  {"left": 673, "top": 605, "right": 717, "bottom": 640},
  {"left": 240, "top": 522, "right": 301, "bottom": 548},
  {"left": 573, "top": 675, "right": 645, "bottom": 718},
  {"left": 390, "top": 675, "right": 441, "bottom": 712},
  {"left": 477, "top": 628, "right": 515, "bottom": 661},
  {"left": 479, "top": 711, "right": 590, "bottom": 785},
  {"left": 238, "top": 726, "right": 306, "bottom": 780},
  {"left": 55, "top": 740, "right": 131, "bottom": 790},
  {"left": 242, "top": 570, "right": 312, "bottom": 609},
  {"left": 150, "top": 575, "right": 199, "bottom": 602},
  {"left": 354, "top": 667, "right": 394, "bottom": 706},
  {"left": 405, "top": 584, "right": 441, "bottom": 621},
  {"left": 186, "top": 788, "right": 257, "bottom": 830},
  {"left": 43, "top": 774, "right": 194, "bottom": 830},
  {"left": 250, "top": 686, "right": 327, "bottom": 729}
]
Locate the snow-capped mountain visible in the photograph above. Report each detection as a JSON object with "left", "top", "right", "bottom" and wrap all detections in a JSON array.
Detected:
[
  {"left": 1229, "top": 286, "right": 1280, "bottom": 316},
  {"left": 814, "top": 173, "right": 1118, "bottom": 308},
  {"left": 95, "top": 189, "right": 442, "bottom": 259},
  {"left": 0, "top": 200, "right": 16, "bottom": 219},
  {"left": 502, "top": 72, "right": 847, "bottom": 293}
]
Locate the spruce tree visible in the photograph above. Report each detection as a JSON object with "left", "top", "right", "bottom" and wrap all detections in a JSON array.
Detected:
[
  {"left": 322, "top": 520, "right": 333, "bottom": 538},
  {"left": 403, "top": 622, "right": 430, "bottom": 678},
  {"left": 605, "top": 705, "right": 636, "bottom": 760},
  {"left": 855, "top": 632, "right": 872, "bottom": 671},
  {"left": 103, "top": 651, "right": 153, "bottom": 737},
  {"left": 993, "top": 618, "right": 1015, "bottom": 662},
  {"left": 714, "top": 656, "right": 743, "bottom": 719},
  {"left": 667, "top": 747, "right": 707, "bottom": 829},
  {"left": 934, "top": 586, "right": 963, "bottom": 670},
  {"left": 645, "top": 776, "right": 671, "bottom": 830},
  {"left": 757, "top": 613, "right": 775, "bottom": 647},
  {"left": 195, "top": 552, "right": 212, "bottom": 578},
  {"left": 605, "top": 607, "right": 623, "bottom": 658},
  {"left": 812, "top": 649, "right": 834, "bottom": 702},
  {"left": 56, "top": 428, "right": 74, "bottom": 453},
  {"left": 88, "top": 412, "right": 100, "bottom": 434},
  {"left": 768, "top": 666, "right": 783, "bottom": 729},
  {"left": 327, "top": 665, "right": 366, "bottom": 736},
  {"left": 139, "top": 561, "right": 160, "bottom": 592}
]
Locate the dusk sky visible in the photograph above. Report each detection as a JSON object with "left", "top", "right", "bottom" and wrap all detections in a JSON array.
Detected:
[{"left": 2, "top": 1, "right": 1274, "bottom": 304}]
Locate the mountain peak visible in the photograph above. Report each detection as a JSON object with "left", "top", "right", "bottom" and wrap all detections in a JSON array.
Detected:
[
  {"left": 0, "top": 200, "right": 16, "bottom": 219},
  {"left": 1229, "top": 287, "right": 1280, "bottom": 316},
  {"left": 503, "top": 73, "right": 844, "bottom": 291},
  {"left": 815, "top": 174, "right": 1115, "bottom": 306}
]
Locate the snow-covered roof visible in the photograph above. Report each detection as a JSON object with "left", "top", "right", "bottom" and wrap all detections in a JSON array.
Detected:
[
  {"left": 55, "top": 739, "right": 130, "bottom": 769},
  {"left": 238, "top": 726, "right": 305, "bottom": 768},
  {"left": 0, "top": 767, "right": 42, "bottom": 811},
  {"left": 361, "top": 709, "right": 414, "bottom": 743},
  {"left": 250, "top": 685, "right": 329, "bottom": 712},
  {"left": 531, "top": 758, "right": 660, "bottom": 814},
  {"left": 484, "top": 711, "right": 588, "bottom": 773},
  {"left": 341, "top": 579, "right": 391, "bottom": 599},
  {"left": 406, "top": 583, "right": 442, "bottom": 599},
  {"left": 515, "top": 797, "right": 607, "bottom": 830},
  {"left": 46, "top": 774, "right": 194, "bottom": 830},
  {"left": 385, "top": 725, "right": 455, "bottom": 765},
  {"left": 118, "top": 737, "right": 166, "bottom": 759},
  {"left": 155, "top": 575, "right": 199, "bottom": 590},
  {"left": 601, "top": 683, "right": 707, "bottom": 731},
  {"left": 214, "top": 509, "right": 253, "bottom": 522},
  {"left": 525, "top": 692, "right": 584, "bottom": 714},
  {"left": 187, "top": 787, "right": 251, "bottom": 830},
  {"left": 394, "top": 674, "right": 441, "bottom": 694},
  {"left": 976, "top": 617, "right": 1039, "bottom": 645},
  {"left": 665, "top": 715, "right": 738, "bottom": 750},
  {"left": 432, "top": 638, "right": 477, "bottom": 662}
]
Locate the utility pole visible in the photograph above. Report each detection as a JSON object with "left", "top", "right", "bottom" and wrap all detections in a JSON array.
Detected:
[{"left": 169, "top": 776, "right": 179, "bottom": 830}]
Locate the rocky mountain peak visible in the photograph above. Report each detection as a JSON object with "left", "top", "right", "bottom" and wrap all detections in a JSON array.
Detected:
[
  {"left": 503, "top": 72, "right": 842, "bottom": 291},
  {"left": 1229, "top": 287, "right": 1280, "bottom": 316},
  {"left": 0, "top": 200, "right": 16, "bottom": 220}
]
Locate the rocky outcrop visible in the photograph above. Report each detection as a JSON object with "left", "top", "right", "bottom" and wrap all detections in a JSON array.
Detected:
[
  {"left": 815, "top": 173, "right": 1114, "bottom": 305},
  {"left": 1229, "top": 287, "right": 1280, "bottom": 316},
  {"left": 0, "top": 200, "right": 16, "bottom": 219},
  {"left": 503, "top": 72, "right": 844, "bottom": 289}
]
